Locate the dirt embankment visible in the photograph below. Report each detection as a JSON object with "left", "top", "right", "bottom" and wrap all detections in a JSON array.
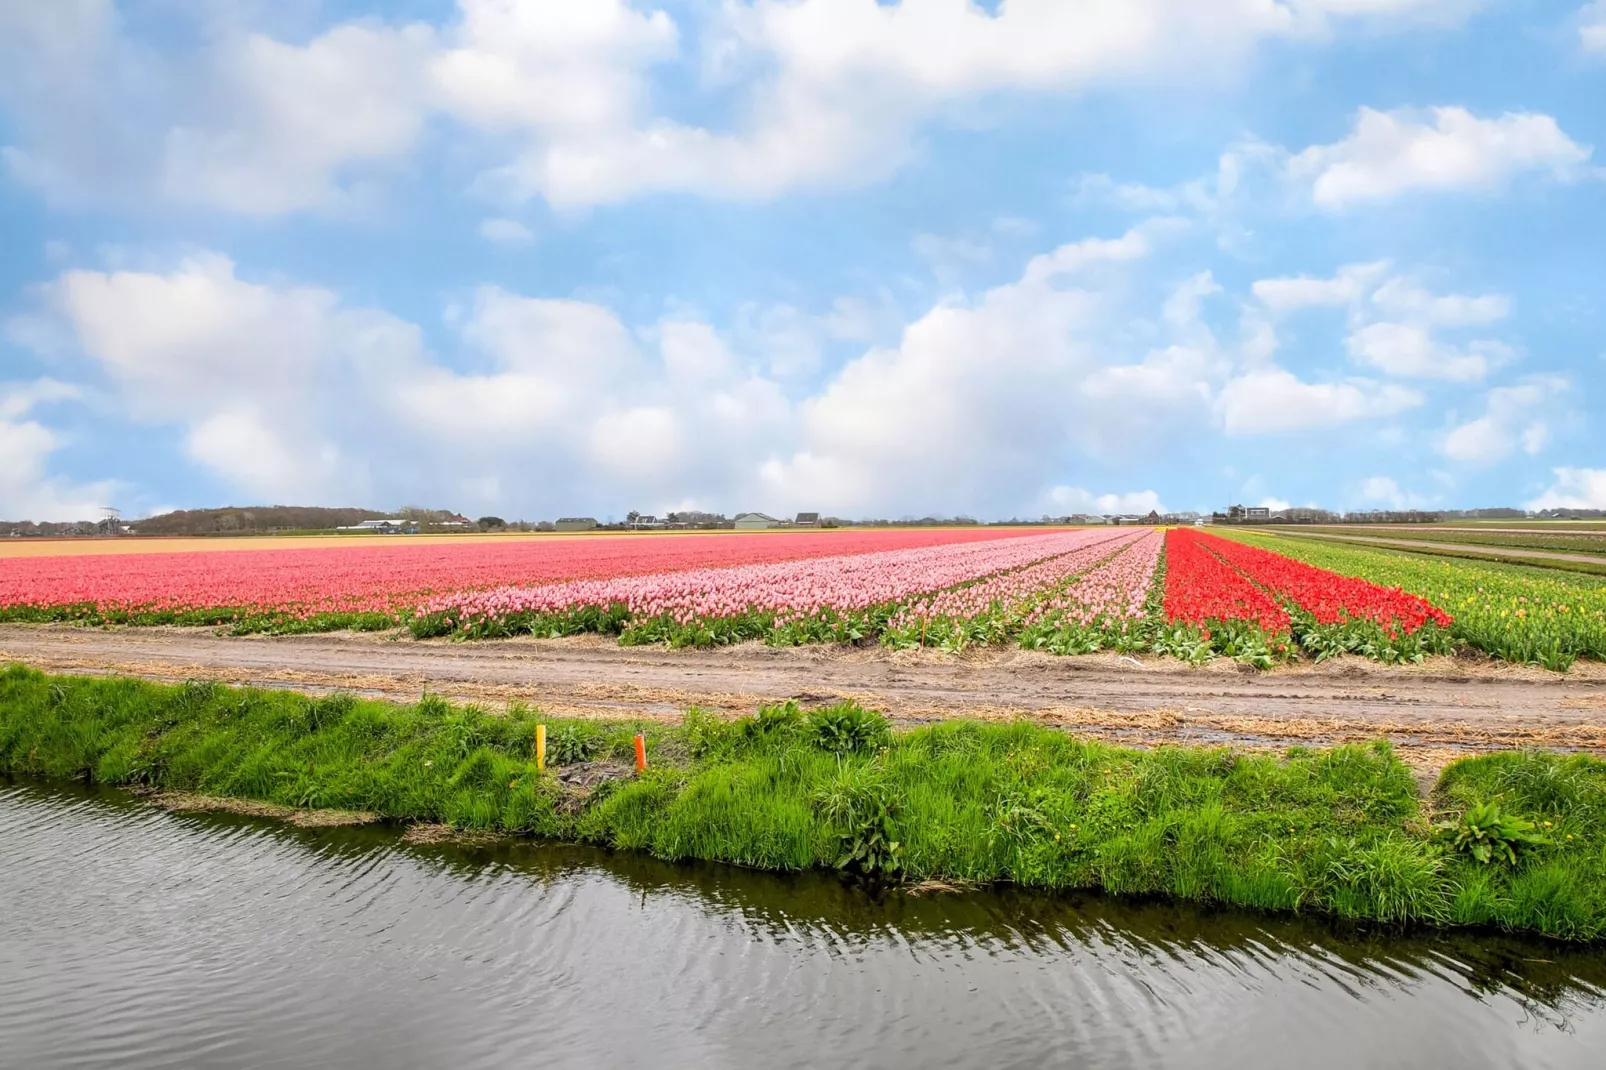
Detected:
[{"left": 4, "top": 625, "right": 1605, "bottom": 778}]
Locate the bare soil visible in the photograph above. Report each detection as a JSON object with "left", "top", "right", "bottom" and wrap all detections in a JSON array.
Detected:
[
  {"left": 6, "top": 624, "right": 1605, "bottom": 780},
  {"left": 138, "top": 789, "right": 379, "bottom": 827}
]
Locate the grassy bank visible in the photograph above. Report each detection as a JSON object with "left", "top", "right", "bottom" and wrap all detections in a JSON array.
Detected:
[{"left": 2, "top": 665, "right": 1602, "bottom": 942}]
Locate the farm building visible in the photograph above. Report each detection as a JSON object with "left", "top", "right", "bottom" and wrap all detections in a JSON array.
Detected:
[
  {"left": 555, "top": 517, "right": 599, "bottom": 532},
  {"left": 794, "top": 512, "right": 820, "bottom": 527},
  {"left": 734, "top": 512, "right": 779, "bottom": 530},
  {"left": 336, "top": 519, "right": 417, "bottom": 534}
]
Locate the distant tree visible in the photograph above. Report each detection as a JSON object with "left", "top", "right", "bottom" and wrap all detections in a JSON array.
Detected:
[{"left": 477, "top": 516, "right": 506, "bottom": 530}]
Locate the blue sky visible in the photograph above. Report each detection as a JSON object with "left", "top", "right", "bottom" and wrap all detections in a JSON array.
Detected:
[{"left": 1, "top": 0, "right": 1604, "bottom": 522}]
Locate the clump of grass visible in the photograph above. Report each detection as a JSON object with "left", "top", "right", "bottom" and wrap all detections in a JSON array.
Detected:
[{"left": 2, "top": 665, "right": 1602, "bottom": 941}]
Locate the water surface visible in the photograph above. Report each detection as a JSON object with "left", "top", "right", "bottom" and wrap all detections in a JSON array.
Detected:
[{"left": 2, "top": 781, "right": 1603, "bottom": 1068}]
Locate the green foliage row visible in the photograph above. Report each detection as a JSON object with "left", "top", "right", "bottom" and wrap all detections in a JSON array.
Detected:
[
  {"left": 1220, "top": 531, "right": 1606, "bottom": 669},
  {"left": 2, "top": 666, "right": 1603, "bottom": 941},
  {"left": 1319, "top": 527, "right": 1606, "bottom": 560},
  {"left": 0, "top": 603, "right": 398, "bottom": 635}
]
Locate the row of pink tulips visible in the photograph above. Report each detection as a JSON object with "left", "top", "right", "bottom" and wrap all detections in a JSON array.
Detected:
[
  {"left": 1023, "top": 530, "right": 1164, "bottom": 628},
  {"left": 886, "top": 529, "right": 1145, "bottom": 629},
  {"left": 417, "top": 529, "right": 1129, "bottom": 630}
]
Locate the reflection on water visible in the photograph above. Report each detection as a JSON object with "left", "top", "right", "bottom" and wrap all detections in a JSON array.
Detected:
[{"left": 2, "top": 780, "right": 1603, "bottom": 1069}]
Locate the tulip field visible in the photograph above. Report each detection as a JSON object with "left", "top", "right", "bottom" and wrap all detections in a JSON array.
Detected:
[{"left": 3, "top": 524, "right": 1605, "bottom": 667}]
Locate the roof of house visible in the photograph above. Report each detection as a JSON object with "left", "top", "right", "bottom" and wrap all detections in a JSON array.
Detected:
[{"left": 734, "top": 512, "right": 777, "bottom": 522}]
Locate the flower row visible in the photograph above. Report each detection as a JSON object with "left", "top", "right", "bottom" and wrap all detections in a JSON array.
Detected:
[{"left": 416, "top": 528, "right": 1129, "bottom": 638}]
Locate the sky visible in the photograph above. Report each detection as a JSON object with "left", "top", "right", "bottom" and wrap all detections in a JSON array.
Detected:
[{"left": 1, "top": 1, "right": 1604, "bottom": 523}]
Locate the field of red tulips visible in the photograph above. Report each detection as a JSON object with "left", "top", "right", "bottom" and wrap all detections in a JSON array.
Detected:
[
  {"left": 0, "top": 523, "right": 1496, "bottom": 664},
  {"left": 1159, "top": 529, "right": 1456, "bottom": 664}
]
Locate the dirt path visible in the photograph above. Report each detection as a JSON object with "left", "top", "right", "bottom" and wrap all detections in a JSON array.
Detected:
[
  {"left": 5, "top": 625, "right": 1606, "bottom": 779},
  {"left": 1271, "top": 530, "right": 1606, "bottom": 567}
]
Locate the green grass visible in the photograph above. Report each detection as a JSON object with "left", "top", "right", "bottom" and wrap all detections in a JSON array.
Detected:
[{"left": 2, "top": 665, "right": 1603, "bottom": 941}]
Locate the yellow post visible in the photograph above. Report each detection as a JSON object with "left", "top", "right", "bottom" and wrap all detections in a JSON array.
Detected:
[{"left": 535, "top": 724, "right": 547, "bottom": 771}]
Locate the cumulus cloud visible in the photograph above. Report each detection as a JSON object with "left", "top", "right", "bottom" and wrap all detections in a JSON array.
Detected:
[
  {"left": 1527, "top": 467, "right": 1606, "bottom": 510},
  {"left": 1440, "top": 377, "right": 1568, "bottom": 464},
  {"left": 1345, "top": 323, "right": 1509, "bottom": 382},
  {"left": 30, "top": 255, "right": 376, "bottom": 503},
  {"left": 162, "top": 24, "right": 436, "bottom": 215},
  {"left": 0, "top": 5, "right": 434, "bottom": 214},
  {"left": 1042, "top": 486, "right": 1167, "bottom": 516},
  {"left": 1251, "top": 261, "right": 1513, "bottom": 383},
  {"left": 1361, "top": 475, "right": 1405, "bottom": 507},
  {"left": 0, "top": 378, "right": 114, "bottom": 521},
  {"left": 477, "top": 217, "right": 535, "bottom": 246},
  {"left": 1583, "top": 2, "right": 1606, "bottom": 54},
  {"left": 1215, "top": 369, "right": 1421, "bottom": 434},
  {"left": 0, "top": 0, "right": 1489, "bottom": 213},
  {"left": 7, "top": 227, "right": 1203, "bottom": 517},
  {"left": 1286, "top": 106, "right": 1593, "bottom": 209},
  {"left": 8, "top": 222, "right": 1550, "bottom": 519},
  {"left": 1251, "top": 262, "right": 1385, "bottom": 312}
]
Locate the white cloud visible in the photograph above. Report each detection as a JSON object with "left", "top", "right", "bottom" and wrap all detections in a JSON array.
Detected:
[
  {"left": 45, "top": 254, "right": 337, "bottom": 420},
  {"left": 187, "top": 408, "right": 350, "bottom": 501},
  {"left": 163, "top": 24, "right": 436, "bottom": 215},
  {"left": 758, "top": 223, "right": 1225, "bottom": 513},
  {"left": 1527, "top": 467, "right": 1606, "bottom": 510},
  {"left": 1440, "top": 376, "right": 1568, "bottom": 464},
  {"left": 0, "top": 378, "right": 113, "bottom": 521},
  {"left": 1358, "top": 474, "right": 1432, "bottom": 509},
  {"left": 30, "top": 255, "right": 377, "bottom": 503},
  {"left": 1583, "top": 3, "right": 1606, "bottom": 54},
  {"left": 1370, "top": 277, "right": 1509, "bottom": 326},
  {"left": 1287, "top": 106, "right": 1593, "bottom": 209},
  {"left": 12, "top": 221, "right": 1541, "bottom": 519},
  {"left": 1252, "top": 261, "right": 1387, "bottom": 312},
  {"left": 1259, "top": 496, "right": 1292, "bottom": 512},
  {"left": 0, "top": 5, "right": 434, "bottom": 214},
  {"left": 0, "top": 1, "right": 1490, "bottom": 213},
  {"left": 1216, "top": 368, "right": 1422, "bottom": 434},
  {"left": 1043, "top": 487, "right": 1166, "bottom": 516},
  {"left": 1361, "top": 475, "right": 1405, "bottom": 507},
  {"left": 432, "top": 0, "right": 675, "bottom": 132},
  {"left": 1345, "top": 322, "right": 1509, "bottom": 382},
  {"left": 1251, "top": 261, "right": 1513, "bottom": 383},
  {"left": 477, "top": 217, "right": 535, "bottom": 246}
]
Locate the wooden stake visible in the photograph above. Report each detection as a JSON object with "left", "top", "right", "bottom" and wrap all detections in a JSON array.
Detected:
[
  {"left": 633, "top": 733, "right": 647, "bottom": 772},
  {"left": 535, "top": 724, "right": 546, "bottom": 771}
]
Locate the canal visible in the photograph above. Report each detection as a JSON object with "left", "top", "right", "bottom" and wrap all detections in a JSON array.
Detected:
[{"left": 2, "top": 781, "right": 1602, "bottom": 1068}]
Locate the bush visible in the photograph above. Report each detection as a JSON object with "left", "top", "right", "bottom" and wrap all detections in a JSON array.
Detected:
[
  {"left": 807, "top": 701, "right": 889, "bottom": 757},
  {"left": 1437, "top": 801, "right": 1548, "bottom": 865}
]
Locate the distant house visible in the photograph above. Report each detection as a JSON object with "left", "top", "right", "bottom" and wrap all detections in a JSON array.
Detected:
[
  {"left": 1245, "top": 506, "right": 1271, "bottom": 521},
  {"left": 794, "top": 512, "right": 820, "bottom": 527},
  {"left": 734, "top": 512, "right": 779, "bottom": 530},
  {"left": 337, "top": 518, "right": 417, "bottom": 534},
  {"left": 1142, "top": 510, "right": 1162, "bottom": 525},
  {"left": 555, "top": 517, "right": 599, "bottom": 532}
]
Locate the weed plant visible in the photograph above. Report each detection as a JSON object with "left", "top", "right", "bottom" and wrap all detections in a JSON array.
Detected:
[{"left": 2, "top": 665, "right": 1601, "bottom": 941}]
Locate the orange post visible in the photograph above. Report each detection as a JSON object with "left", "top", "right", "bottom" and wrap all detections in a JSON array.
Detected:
[{"left": 633, "top": 733, "right": 647, "bottom": 772}]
